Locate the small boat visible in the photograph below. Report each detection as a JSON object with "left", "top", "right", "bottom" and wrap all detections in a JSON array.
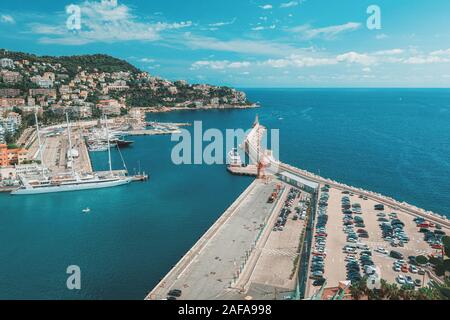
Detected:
[
  {"left": 115, "top": 139, "right": 134, "bottom": 147},
  {"left": 88, "top": 144, "right": 108, "bottom": 152},
  {"left": 82, "top": 207, "right": 91, "bottom": 213}
]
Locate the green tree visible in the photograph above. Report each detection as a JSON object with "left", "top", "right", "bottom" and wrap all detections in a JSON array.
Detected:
[
  {"left": 4, "top": 131, "right": 14, "bottom": 144},
  {"left": 350, "top": 278, "right": 369, "bottom": 300},
  {"left": 443, "top": 236, "right": 450, "bottom": 257},
  {"left": 416, "top": 255, "right": 428, "bottom": 265}
]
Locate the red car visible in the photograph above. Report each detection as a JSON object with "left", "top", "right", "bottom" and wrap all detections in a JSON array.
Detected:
[{"left": 312, "top": 252, "right": 326, "bottom": 257}]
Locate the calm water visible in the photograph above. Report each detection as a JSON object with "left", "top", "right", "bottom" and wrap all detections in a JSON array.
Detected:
[{"left": 0, "top": 89, "right": 449, "bottom": 299}]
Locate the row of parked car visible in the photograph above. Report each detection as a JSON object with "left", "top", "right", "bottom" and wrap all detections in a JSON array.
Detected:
[
  {"left": 342, "top": 197, "right": 370, "bottom": 242},
  {"left": 378, "top": 213, "right": 410, "bottom": 247},
  {"left": 273, "top": 188, "right": 300, "bottom": 232},
  {"left": 396, "top": 274, "right": 421, "bottom": 289},
  {"left": 343, "top": 244, "right": 376, "bottom": 283},
  {"left": 414, "top": 217, "right": 446, "bottom": 250},
  {"left": 310, "top": 188, "right": 330, "bottom": 286}
]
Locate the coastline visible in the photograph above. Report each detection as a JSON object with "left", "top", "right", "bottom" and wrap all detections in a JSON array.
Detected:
[{"left": 137, "top": 103, "right": 259, "bottom": 113}]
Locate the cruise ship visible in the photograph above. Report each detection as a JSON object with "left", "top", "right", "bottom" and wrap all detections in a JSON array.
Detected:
[
  {"left": 11, "top": 112, "right": 132, "bottom": 195},
  {"left": 227, "top": 148, "right": 243, "bottom": 167}
]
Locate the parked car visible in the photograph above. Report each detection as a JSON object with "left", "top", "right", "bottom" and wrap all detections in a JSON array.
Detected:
[
  {"left": 396, "top": 275, "right": 406, "bottom": 284},
  {"left": 168, "top": 289, "right": 182, "bottom": 297},
  {"left": 312, "top": 278, "right": 326, "bottom": 286},
  {"left": 409, "top": 265, "right": 418, "bottom": 273},
  {"left": 390, "top": 250, "right": 404, "bottom": 260}
]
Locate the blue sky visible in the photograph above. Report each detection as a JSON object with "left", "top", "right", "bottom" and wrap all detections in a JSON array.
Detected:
[{"left": 1, "top": 0, "right": 450, "bottom": 87}]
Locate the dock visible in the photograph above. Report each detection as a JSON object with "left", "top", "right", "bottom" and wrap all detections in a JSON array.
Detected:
[
  {"left": 125, "top": 129, "right": 181, "bottom": 136},
  {"left": 226, "top": 165, "right": 257, "bottom": 176}
]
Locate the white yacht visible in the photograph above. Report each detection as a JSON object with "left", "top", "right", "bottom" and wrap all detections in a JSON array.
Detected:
[{"left": 227, "top": 148, "right": 243, "bottom": 167}]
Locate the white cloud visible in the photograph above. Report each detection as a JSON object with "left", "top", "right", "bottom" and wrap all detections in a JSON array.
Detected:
[
  {"left": 375, "top": 33, "right": 388, "bottom": 40},
  {"left": 403, "top": 56, "right": 449, "bottom": 64},
  {"left": 430, "top": 49, "right": 450, "bottom": 56},
  {"left": 140, "top": 58, "right": 156, "bottom": 63},
  {"left": 181, "top": 33, "right": 307, "bottom": 57},
  {"left": 261, "top": 51, "right": 376, "bottom": 69},
  {"left": 259, "top": 4, "right": 273, "bottom": 10},
  {"left": 262, "top": 58, "right": 291, "bottom": 68},
  {"left": 280, "top": 1, "right": 300, "bottom": 8},
  {"left": 251, "top": 25, "right": 276, "bottom": 31},
  {"left": 191, "top": 46, "right": 450, "bottom": 76},
  {"left": 191, "top": 60, "right": 251, "bottom": 70},
  {"left": 208, "top": 18, "right": 236, "bottom": 28},
  {"left": 374, "top": 49, "right": 404, "bottom": 56},
  {"left": 261, "top": 55, "right": 336, "bottom": 68},
  {"left": 0, "top": 14, "right": 15, "bottom": 24},
  {"left": 31, "top": 1, "right": 192, "bottom": 45},
  {"left": 336, "top": 52, "right": 376, "bottom": 66},
  {"left": 291, "top": 22, "right": 361, "bottom": 40}
]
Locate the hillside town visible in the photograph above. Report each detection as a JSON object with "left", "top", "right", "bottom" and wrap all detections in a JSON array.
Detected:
[{"left": 0, "top": 50, "right": 253, "bottom": 188}]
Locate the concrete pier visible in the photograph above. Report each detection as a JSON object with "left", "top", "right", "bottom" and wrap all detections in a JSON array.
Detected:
[
  {"left": 226, "top": 165, "right": 257, "bottom": 176},
  {"left": 146, "top": 179, "right": 283, "bottom": 300}
]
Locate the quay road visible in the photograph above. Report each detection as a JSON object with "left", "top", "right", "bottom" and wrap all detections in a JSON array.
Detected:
[
  {"left": 146, "top": 179, "right": 282, "bottom": 300},
  {"left": 245, "top": 122, "right": 449, "bottom": 229}
]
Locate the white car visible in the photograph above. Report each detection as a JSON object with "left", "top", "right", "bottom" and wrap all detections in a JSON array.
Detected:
[
  {"left": 375, "top": 247, "right": 388, "bottom": 254},
  {"left": 409, "top": 265, "right": 418, "bottom": 273},
  {"left": 397, "top": 275, "right": 406, "bottom": 284}
]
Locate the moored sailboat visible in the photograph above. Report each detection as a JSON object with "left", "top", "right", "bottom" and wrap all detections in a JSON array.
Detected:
[{"left": 11, "top": 113, "right": 132, "bottom": 195}]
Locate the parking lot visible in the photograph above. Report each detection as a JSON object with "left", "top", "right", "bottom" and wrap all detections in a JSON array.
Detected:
[
  {"left": 247, "top": 187, "right": 309, "bottom": 297},
  {"left": 306, "top": 185, "right": 449, "bottom": 298}
]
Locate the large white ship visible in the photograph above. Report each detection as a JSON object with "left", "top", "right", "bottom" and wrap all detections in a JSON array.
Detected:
[
  {"left": 11, "top": 113, "right": 132, "bottom": 195},
  {"left": 227, "top": 148, "right": 243, "bottom": 167},
  {"left": 11, "top": 173, "right": 132, "bottom": 195}
]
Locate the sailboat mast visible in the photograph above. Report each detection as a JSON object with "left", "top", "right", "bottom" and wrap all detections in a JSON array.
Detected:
[
  {"left": 66, "top": 112, "right": 75, "bottom": 176},
  {"left": 104, "top": 115, "right": 113, "bottom": 174},
  {"left": 34, "top": 108, "right": 45, "bottom": 176}
]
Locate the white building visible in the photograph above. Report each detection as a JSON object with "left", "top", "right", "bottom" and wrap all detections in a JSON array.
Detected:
[
  {"left": 279, "top": 171, "right": 319, "bottom": 193},
  {"left": 0, "top": 58, "right": 14, "bottom": 69}
]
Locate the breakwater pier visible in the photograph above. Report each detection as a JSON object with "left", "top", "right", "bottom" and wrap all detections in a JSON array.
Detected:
[{"left": 146, "top": 119, "right": 449, "bottom": 300}]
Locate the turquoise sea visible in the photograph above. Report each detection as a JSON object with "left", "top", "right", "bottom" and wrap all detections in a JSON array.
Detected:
[{"left": 0, "top": 89, "right": 449, "bottom": 299}]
